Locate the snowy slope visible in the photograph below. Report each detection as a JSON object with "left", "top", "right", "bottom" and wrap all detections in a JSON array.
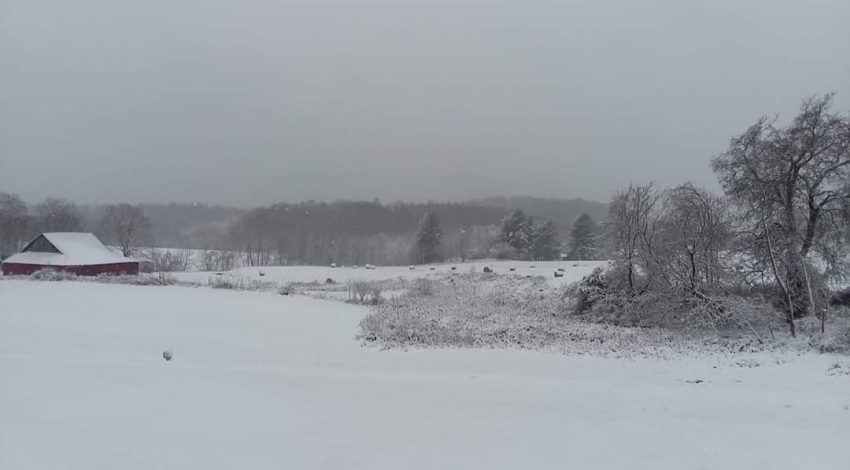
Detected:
[{"left": 1, "top": 280, "right": 848, "bottom": 470}]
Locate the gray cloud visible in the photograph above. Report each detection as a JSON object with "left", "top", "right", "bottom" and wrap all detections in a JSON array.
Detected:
[{"left": 1, "top": 0, "right": 848, "bottom": 207}]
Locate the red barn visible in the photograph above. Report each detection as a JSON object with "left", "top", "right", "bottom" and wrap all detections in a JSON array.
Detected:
[{"left": 1, "top": 232, "right": 139, "bottom": 276}]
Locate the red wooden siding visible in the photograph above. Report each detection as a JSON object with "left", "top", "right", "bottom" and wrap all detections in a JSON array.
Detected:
[{"left": 2, "top": 262, "right": 139, "bottom": 277}]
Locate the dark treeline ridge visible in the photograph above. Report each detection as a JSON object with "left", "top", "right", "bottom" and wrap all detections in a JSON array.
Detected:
[
  {"left": 214, "top": 198, "right": 602, "bottom": 266},
  {"left": 0, "top": 195, "right": 605, "bottom": 267}
]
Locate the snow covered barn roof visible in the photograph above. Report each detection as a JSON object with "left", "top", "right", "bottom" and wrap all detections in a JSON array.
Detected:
[{"left": 3, "top": 233, "right": 135, "bottom": 267}]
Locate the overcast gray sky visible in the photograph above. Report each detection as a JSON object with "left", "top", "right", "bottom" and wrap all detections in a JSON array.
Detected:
[{"left": 1, "top": 0, "right": 848, "bottom": 207}]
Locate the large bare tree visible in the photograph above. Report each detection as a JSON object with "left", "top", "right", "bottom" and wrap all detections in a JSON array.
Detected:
[
  {"left": 606, "top": 183, "right": 731, "bottom": 297},
  {"left": 37, "top": 197, "right": 82, "bottom": 232},
  {"left": 656, "top": 184, "right": 732, "bottom": 296},
  {"left": 99, "top": 204, "right": 153, "bottom": 257},
  {"left": 605, "top": 183, "right": 664, "bottom": 293},
  {"left": 0, "top": 192, "right": 33, "bottom": 259},
  {"left": 712, "top": 94, "right": 850, "bottom": 320}
]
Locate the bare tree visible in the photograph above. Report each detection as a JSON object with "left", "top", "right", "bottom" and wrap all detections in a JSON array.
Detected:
[
  {"left": 37, "top": 198, "right": 82, "bottom": 232},
  {"left": 349, "top": 279, "right": 371, "bottom": 303},
  {"left": 0, "top": 192, "right": 33, "bottom": 259},
  {"left": 192, "top": 227, "right": 236, "bottom": 271},
  {"left": 146, "top": 248, "right": 193, "bottom": 272},
  {"left": 99, "top": 204, "right": 153, "bottom": 257},
  {"left": 605, "top": 183, "right": 664, "bottom": 293},
  {"left": 586, "top": 183, "right": 747, "bottom": 329},
  {"left": 655, "top": 184, "right": 732, "bottom": 296},
  {"left": 712, "top": 93, "right": 850, "bottom": 317},
  {"left": 228, "top": 210, "right": 274, "bottom": 266}
]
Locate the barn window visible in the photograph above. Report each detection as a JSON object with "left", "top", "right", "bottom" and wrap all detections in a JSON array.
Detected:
[{"left": 23, "top": 236, "right": 61, "bottom": 254}]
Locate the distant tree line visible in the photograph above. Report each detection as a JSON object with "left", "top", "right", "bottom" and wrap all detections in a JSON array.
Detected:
[
  {"left": 0, "top": 196, "right": 580, "bottom": 267},
  {"left": 0, "top": 190, "right": 608, "bottom": 268},
  {"left": 221, "top": 201, "right": 510, "bottom": 266}
]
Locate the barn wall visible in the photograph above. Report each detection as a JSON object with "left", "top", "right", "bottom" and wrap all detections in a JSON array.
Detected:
[{"left": 2, "top": 262, "right": 139, "bottom": 277}]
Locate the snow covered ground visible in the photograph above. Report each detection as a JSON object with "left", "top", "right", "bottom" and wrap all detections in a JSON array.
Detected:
[
  {"left": 171, "top": 259, "right": 609, "bottom": 288},
  {"left": 2, "top": 280, "right": 848, "bottom": 470}
]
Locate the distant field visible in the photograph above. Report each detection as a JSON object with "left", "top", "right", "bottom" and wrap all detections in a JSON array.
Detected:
[{"left": 169, "top": 260, "right": 610, "bottom": 288}]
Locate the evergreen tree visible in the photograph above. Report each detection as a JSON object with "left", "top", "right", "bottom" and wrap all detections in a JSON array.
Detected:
[
  {"left": 415, "top": 211, "right": 443, "bottom": 264},
  {"left": 500, "top": 209, "right": 532, "bottom": 256},
  {"left": 567, "top": 213, "right": 598, "bottom": 260},
  {"left": 530, "top": 220, "right": 561, "bottom": 261}
]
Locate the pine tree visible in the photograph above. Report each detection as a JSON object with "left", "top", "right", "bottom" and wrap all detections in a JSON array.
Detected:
[
  {"left": 500, "top": 209, "right": 532, "bottom": 256},
  {"left": 567, "top": 213, "right": 598, "bottom": 260},
  {"left": 415, "top": 211, "right": 443, "bottom": 264},
  {"left": 530, "top": 220, "right": 561, "bottom": 261}
]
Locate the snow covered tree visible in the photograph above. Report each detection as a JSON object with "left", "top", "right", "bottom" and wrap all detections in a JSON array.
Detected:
[
  {"left": 415, "top": 211, "right": 443, "bottom": 264},
  {"left": 37, "top": 198, "right": 82, "bottom": 232},
  {"left": 568, "top": 213, "right": 599, "bottom": 260},
  {"left": 500, "top": 209, "right": 532, "bottom": 256},
  {"left": 99, "top": 204, "right": 153, "bottom": 257},
  {"left": 530, "top": 220, "right": 561, "bottom": 261},
  {"left": 712, "top": 93, "right": 850, "bottom": 324}
]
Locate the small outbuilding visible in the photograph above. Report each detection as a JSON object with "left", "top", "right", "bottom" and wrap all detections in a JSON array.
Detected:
[{"left": 1, "top": 232, "right": 139, "bottom": 276}]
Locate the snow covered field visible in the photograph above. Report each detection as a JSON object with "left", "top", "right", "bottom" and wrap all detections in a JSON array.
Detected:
[
  {"left": 171, "top": 259, "right": 609, "bottom": 288},
  {"left": 1, "top": 280, "right": 848, "bottom": 470}
]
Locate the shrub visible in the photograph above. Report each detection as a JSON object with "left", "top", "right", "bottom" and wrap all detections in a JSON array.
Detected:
[
  {"left": 148, "top": 272, "right": 175, "bottom": 286},
  {"left": 209, "top": 276, "right": 242, "bottom": 290},
  {"left": 412, "top": 277, "right": 434, "bottom": 296},
  {"left": 349, "top": 279, "right": 371, "bottom": 303},
  {"left": 369, "top": 283, "right": 384, "bottom": 305},
  {"left": 563, "top": 265, "right": 784, "bottom": 340},
  {"left": 830, "top": 287, "right": 850, "bottom": 308},
  {"left": 208, "top": 275, "right": 276, "bottom": 292},
  {"left": 146, "top": 249, "right": 193, "bottom": 272},
  {"left": 568, "top": 267, "right": 606, "bottom": 314},
  {"left": 357, "top": 273, "right": 703, "bottom": 354},
  {"left": 29, "top": 269, "right": 78, "bottom": 282}
]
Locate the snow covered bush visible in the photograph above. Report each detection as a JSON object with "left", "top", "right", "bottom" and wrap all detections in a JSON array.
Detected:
[
  {"left": 369, "top": 283, "right": 384, "bottom": 305},
  {"left": 28, "top": 269, "right": 78, "bottom": 282},
  {"left": 348, "top": 279, "right": 371, "bottom": 304},
  {"left": 564, "top": 266, "right": 786, "bottom": 348},
  {"left": 358, "top": 274, "right": 709, "bottom": 355},
  {"left": 134, "top": 272, "right": 176, "bottom": 286},
  {"left": 208, "top": 275, "right": 276, "bottom": 292},
  {"left": 13, "top": 269, "right": 189, "bottom": 287},
  {"left": 359, "top": 271, "right": 844, "bottom": 355},
  {"left": 412, "top": 277, "right": 434, "bottom": 296},
  {"left": 145, "top": 248, "right": 193, "bottom": 272}
]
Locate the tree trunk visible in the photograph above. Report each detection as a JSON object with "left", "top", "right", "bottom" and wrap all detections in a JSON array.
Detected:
[
  {"left": 763, "top": 216, "right": 796, "bottom": 337},
  {"left": 783, "top": 188, "right": 808, "bottom": 318}
]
